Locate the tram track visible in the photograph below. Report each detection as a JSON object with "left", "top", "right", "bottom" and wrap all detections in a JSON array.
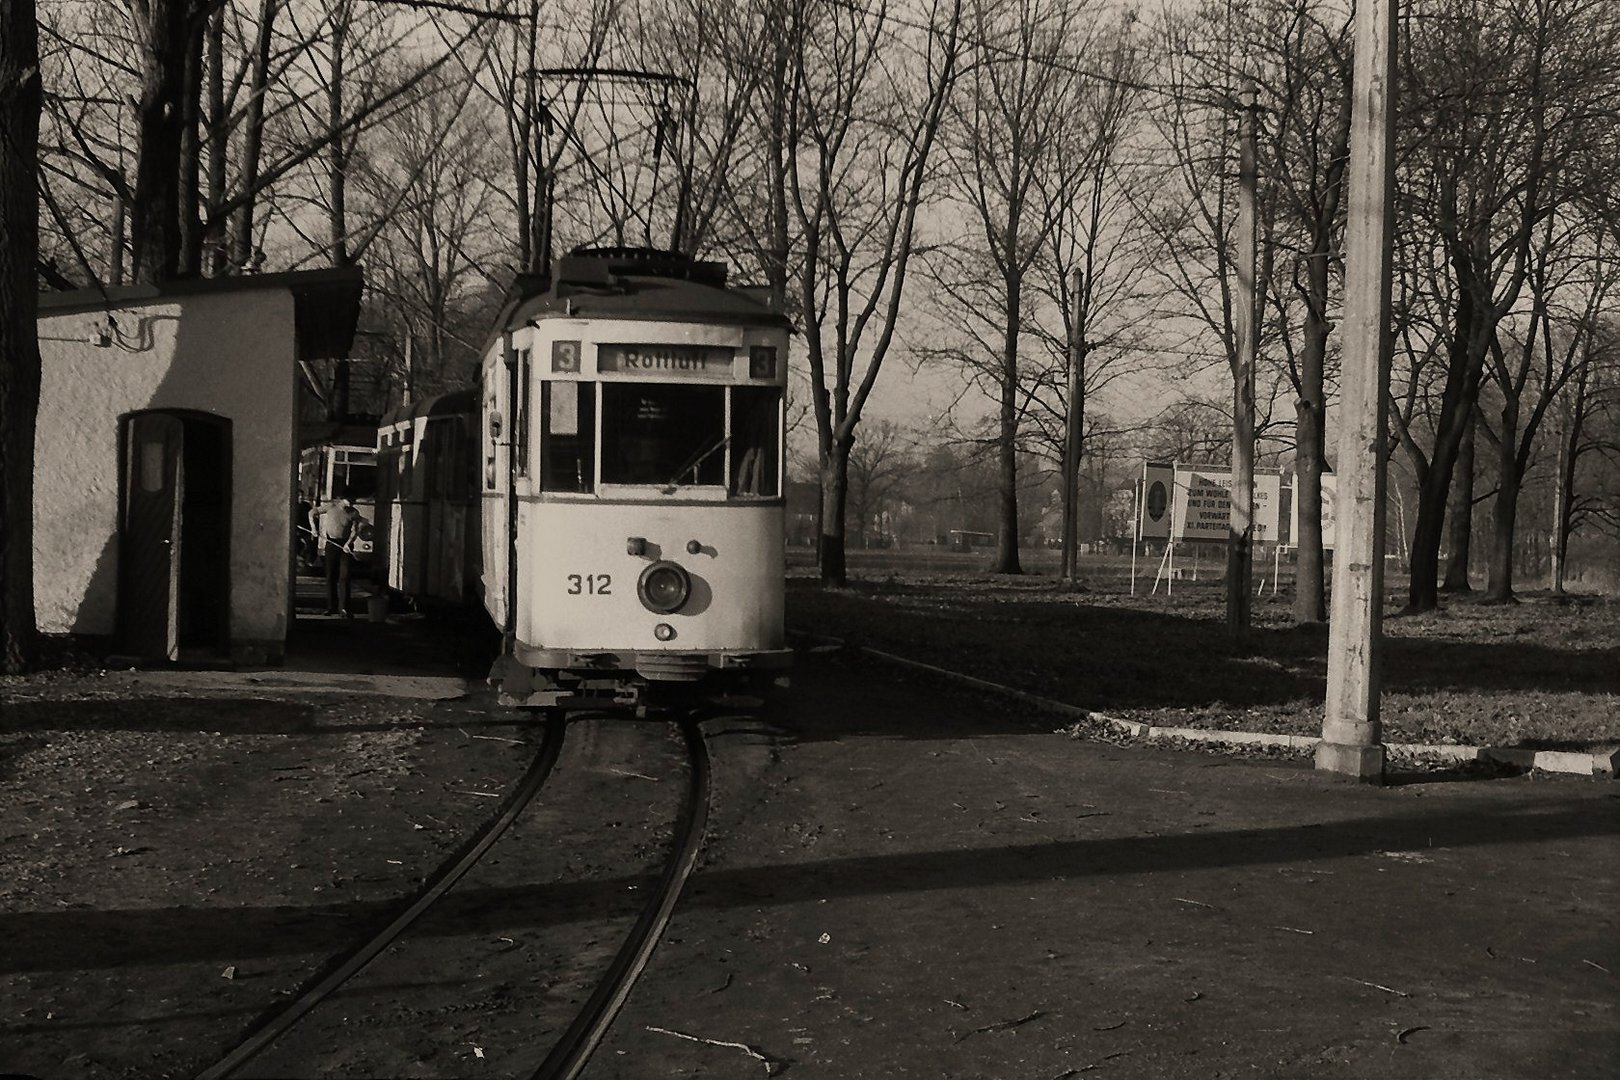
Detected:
[
  {"left": 535, "top": 717, "right": 712, "bottom": 1080},
  {"left": 194, "top": 710, "right": 713, "bottom": 1080}
]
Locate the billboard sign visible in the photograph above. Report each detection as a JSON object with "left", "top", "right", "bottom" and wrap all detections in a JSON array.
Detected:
[
  {"left": 1290, "top": 471, "right": 1338, "bottom": 550},
  {"left": 1171, "top": 464, "right": 1282, "bottom": 542},
  {"left": 1138, "top": 463, "right": 1174, "bottom": 539}
]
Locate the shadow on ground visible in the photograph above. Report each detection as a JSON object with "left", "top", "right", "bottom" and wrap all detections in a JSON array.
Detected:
[{"left": 3, "top": 796, "right": 1613, "bottom": 976}]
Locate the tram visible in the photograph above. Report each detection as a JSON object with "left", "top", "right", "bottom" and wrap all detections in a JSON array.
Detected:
[
  {"left": 373, "top": 389, "right": 481, "bottom": 605},
  {"left": 298, "top": 438, "right": 378, "bottom": 564},
  {"left": 478, "top": 247, "right": 793, "bottom": 709}
]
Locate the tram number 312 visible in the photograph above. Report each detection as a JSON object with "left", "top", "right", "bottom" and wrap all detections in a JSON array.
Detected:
[{"left": 566, "top": 573, "right": 612, "bottom": 596}]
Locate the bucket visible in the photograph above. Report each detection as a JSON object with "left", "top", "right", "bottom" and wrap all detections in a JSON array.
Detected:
[{"left": 366, "top": 594, "right": 389, "bottom": 623}]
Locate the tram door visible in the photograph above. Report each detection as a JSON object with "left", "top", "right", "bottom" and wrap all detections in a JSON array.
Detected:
[{"left": 120, "top": 411, "right": 231, "bottom": 660}]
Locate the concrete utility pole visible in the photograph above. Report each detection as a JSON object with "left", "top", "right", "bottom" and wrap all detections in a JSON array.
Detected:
[
  {"left": 1318, "top": 0, "right": 1397, "bottom": 783},
  {"left": 1062, "top": 270, "right": 1084, "bottom": 582},
  {"left": 1227, "top": 84, "right": 1259, "bottom": 642}
]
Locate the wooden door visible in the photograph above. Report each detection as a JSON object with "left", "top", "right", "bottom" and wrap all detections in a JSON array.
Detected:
[{"left": 121, "top": 412, "right": 185, "bottom": 660}]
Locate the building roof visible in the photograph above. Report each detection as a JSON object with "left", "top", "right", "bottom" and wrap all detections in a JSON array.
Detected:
[{"left": 37, "top": 266, "right": 365, "bottom": 361}]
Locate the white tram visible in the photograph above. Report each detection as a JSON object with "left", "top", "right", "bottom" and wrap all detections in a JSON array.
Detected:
[
  {"left": 481, "top": 248, "right": 792, "bottom": 709},
  {"left": 374, "top": 389, "right": 481, "bottom": 606}
]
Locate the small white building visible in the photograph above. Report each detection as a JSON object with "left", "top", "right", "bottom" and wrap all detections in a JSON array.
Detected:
[{"left": 33, "top": 268, "right": 363, "bottom": 663}]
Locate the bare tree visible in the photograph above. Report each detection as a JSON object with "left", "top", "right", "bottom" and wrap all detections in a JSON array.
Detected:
[
  {"left": 612, "top": 0, "right": 780, "bottom": 259},
  {"left": 1036, "top": 19, "right": 1152, "bottom": 582},
  {"left": 1393, "top": 0, "right": 1620, "bottom": 612},
  {"left": 921, "top": 0, "right": 1144, "bottom": 576},
  {"left": 786, "top": 0, "right": 964, "bottom": 586},
  {"left": 358, "top": 67, "right": 508, "bottom": 401},
  {"left": 1550, "top": 318, "right": 1620, "bottom": 589},
  {"left": 929, "top": 0, "right": 1112, "bottom": 574},
  {"left": 125, "top": 0, "right": 223, "bottom": 282},
  {"left": 1247, "top": 0, "right": 1353, "bottom": 623},
  {"left": 846, "top": 419, "right": 913, "bottom": 548},
  {"left": 1480, "top": 224, "right": 1615, "bottom": 599}
]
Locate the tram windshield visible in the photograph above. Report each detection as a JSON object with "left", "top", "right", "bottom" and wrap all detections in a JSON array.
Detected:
[
  {"left": 601, "top": 384, "right": 725, "bottom": 487},
  {"left": 538, "top": 381, "right": 781, "bottom": 496}
]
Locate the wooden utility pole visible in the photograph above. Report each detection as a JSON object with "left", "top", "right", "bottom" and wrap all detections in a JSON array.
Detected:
[
  {"left": 1318, "top": 0, "right": 1396, "bottom": 783},
  {"left": 1062, "top": 270, "right": 1084, "bottom": 582},
  {"left": 1227, "top": 85, "right": 1259, "bottom": 642}
]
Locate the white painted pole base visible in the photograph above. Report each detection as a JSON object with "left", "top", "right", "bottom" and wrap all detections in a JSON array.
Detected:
[{"left": 1314, "top": 739, "right": 1386, "bottom": 782}]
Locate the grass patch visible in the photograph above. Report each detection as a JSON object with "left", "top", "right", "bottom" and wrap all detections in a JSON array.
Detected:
[{"left": 787, "top": 568, "right": 1620, "bottom": 752}]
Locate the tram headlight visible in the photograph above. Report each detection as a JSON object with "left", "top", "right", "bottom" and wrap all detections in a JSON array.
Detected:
[{"left": 638, "top": 561, "right": 691, "bottom": 614}]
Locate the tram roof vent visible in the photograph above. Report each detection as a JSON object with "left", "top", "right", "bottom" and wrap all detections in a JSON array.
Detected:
[{"left": 556, "top": 247, "right": 729, "bottom": 290}]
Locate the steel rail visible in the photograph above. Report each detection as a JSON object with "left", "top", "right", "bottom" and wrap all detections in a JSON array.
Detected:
[
  {"left": 196, "top": 716, "right": 568, "bottom": 1080},
  {"left": 533, "top": 716, "right": 712, "bottom": 1080}
]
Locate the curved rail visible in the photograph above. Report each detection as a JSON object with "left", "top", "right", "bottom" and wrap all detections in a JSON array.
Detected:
[
  {"left": 196, "top": 716, "right": 569, "bottom": 1080},
  {"left": 532, "top": 716, "right": 713, "bottom": 1080}
]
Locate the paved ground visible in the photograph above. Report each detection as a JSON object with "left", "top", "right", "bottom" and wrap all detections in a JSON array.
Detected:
[{"left": 1, "top": 599, "right": 1615, "bottom": 1078}]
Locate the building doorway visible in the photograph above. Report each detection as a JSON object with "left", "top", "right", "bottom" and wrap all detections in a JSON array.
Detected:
[{"left": 119, "top": 410, "right": 232, "bottom": 660}]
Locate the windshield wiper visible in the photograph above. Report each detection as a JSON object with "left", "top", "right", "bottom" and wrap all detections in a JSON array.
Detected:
[{"left": 662, "top": 435, "right": 730, "bottom": 494}]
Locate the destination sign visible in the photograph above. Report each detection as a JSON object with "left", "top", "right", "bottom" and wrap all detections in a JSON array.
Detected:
[{"left": 597, "top": 344, "right": 733, "bottom": 374}]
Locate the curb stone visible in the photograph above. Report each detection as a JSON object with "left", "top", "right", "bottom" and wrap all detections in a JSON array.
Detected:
[{"left": 793, "top": 633, "right": 1616, "bottom": 779}]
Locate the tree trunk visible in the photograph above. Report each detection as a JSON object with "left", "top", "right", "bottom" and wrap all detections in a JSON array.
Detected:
[
  {"left": 0, "top": 0, "right": 43, "bottom": 673},
  {"left": 327, "top": 17, "right": 351, "bottom": 269},
  {"left": 1550, "top": 376, "right": 1584, "bottom": 595},
  {"left": 176, "top": 12, "right": 205, "bottom": 276},
  {"left": 1292, "top": 264, "right": 1329, "bottom": 623},
  {"left": 993, "top": 279, "right": 1022, "bottom": 574},
  {"left": 1061, "top": 271, "right": 1084, "bottom": 582},
  {"left": 1228, "top": 385, "right": 1255, "bottom": 636},
  {"left": 110, "top": 193, "right": 126, "bottom": 286},
  {"left": 1484, "top": 394, "right": 1520, "bottom": 602},
  {"left": 819, "top": 440, "right": 851, "bottom": 587},
  {"left": 1406, "top": 271, "right": 1490, "bottom": 613},
  {"left": 130, "top": 0, "right": 194, "bottom": 282},
  {"left": 203, "top": 7, "right": 226, "bottom": 275},
  {"left": 1441, "top": 404, "right": 1476, "bottom": 591},
  {"left": 231, "top": 0, "right": 277, "bottom": 269},
  {"left": 1408, "top": 475, "right": 1449, "bottom": 612},
  {"left": 513, "top": 2, "right": 538, "bottom": 271}
]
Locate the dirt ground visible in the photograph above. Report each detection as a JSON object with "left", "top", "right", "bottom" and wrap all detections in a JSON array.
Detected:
[{"left": 1, "top": 600, "right": 1615, "bottom": 1078}]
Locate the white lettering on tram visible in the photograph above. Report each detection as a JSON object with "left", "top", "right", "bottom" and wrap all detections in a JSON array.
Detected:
[{"left": 600, "top": 344, "right": 729, "bottom": 373}]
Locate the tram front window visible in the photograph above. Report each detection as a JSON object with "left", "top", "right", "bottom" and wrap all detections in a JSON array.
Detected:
[
  {"left": 601, "top": 384, "right": 725, "bottom": 487},
  {"left": 730, "top": 386, "right": 781, "bottom": 496},
  {"left": 335, "top": 454, "right": 377, "bottom": 500},
  {"left": 542, "top": 381, "right": 596, "bottom": 492}
]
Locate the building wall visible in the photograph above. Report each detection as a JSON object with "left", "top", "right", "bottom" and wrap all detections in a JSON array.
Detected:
[{"left": 34, "top": 290, "right": 298, "bottom": 656}]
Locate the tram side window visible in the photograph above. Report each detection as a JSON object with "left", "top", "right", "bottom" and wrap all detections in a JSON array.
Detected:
[
  {"left": 513, "top": 349, "right": 532, "bottom": 478},
  {"left": 730, "top": 386, "right": 781, "bottom": 497},
  {"left": 541, "top": 381, "right": 596, "bottom": 492},
  {"left": 484, "top": 392, "right": 498, "bottom": 491},
  {"left": 430, "top": 419, "right": 461, "bottom": 500},
  {"left": 600, "top": 383, "right": 725, "bottom": 487}
]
